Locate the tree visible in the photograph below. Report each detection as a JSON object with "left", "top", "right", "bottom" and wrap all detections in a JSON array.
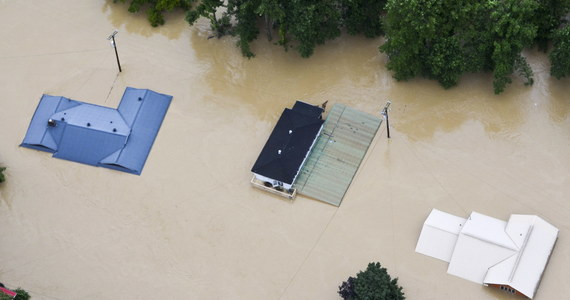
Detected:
[
  {"left": 550, "top": 25, "right": 570, "bottom": 79},
  {"left": 185, "top": 0, "right": 385, "bottom": 58},
  {"left": 186, "top": 0, "right": 232, "bottom": 36},
  {"left": 380, "top": 0, "right": 468, "bottom": 87},
  {"left": 341, "top": 0, "right": 386, "bottom": 38},
  {"left": 338, "top": 262, "right": 405, "bottom": 300},
  {"left": 278, "top": 0, "right": 342, "bottom": 58},
  {"left": 231, "top": 0, "right": 263, "bottom": 58},
  {"left": 114, "top": 0, "right": 387, "bottom": 58},
  {"left": 0, "top": 167, "right": 5, "bottom": 184},
  {"left": 256, "top": 0, "right": 285, "bottom": 42},
  {"left": 488, "top": 0, "right": 537, "bottom": 93},
  {"left": 114, "top": 0, "right": 192, "bottom": 27},
  {"left": 381, "top": 0, "right": 538, "bottom": 94},
  {"left": 113, "top": 0, "right": 570, "bottom": 86},
  {"left": 532, "top": 0, "right": 570, "bottom": 50}
]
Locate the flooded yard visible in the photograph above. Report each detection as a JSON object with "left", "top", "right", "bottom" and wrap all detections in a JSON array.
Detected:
[{"left": 1, "top": 1, "right": 569, "bottom": 299}]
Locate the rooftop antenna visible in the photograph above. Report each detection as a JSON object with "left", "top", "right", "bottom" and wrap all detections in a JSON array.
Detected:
[
  {"left": 381, "top": 101, "right": 391, "bottom": 138},
  {"left": 107, "top": 30, "right": 122, "bottom": 72}
]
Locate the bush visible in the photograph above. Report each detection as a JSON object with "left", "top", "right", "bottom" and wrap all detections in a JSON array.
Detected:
[
  {"left": 0, "top": 287, "right": 30, "bottom": 300},
  {"left": 339, "top": 262, "right": 405, "bottom": 300},
  {"left": 13, "top": 288, "right": 30, "bottom": 300}
]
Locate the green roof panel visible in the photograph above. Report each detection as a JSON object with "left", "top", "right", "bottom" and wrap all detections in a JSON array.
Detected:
[{"left": 294, "top": 104, "right": 381, "bottom": 206}]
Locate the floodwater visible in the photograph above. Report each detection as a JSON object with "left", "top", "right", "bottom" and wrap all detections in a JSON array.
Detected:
[{"left": 0, "top": 1, "right": 569, "bottom": 299}]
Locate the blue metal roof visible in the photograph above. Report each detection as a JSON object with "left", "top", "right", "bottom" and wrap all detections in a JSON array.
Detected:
[{"left": 21, "top": 87, "right": 172, "bottom": 175}]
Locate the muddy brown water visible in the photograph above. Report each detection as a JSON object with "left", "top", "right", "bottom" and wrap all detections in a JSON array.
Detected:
[{"left": 1, "top": 1, "right": 569, "bottom": 299}]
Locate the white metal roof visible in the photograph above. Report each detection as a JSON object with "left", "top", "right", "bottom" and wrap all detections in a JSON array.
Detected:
[
  {"left": 416, "top": 209, "right": 559, "bottom": 299},
  {"left": 447, "top": 229, "right": 517, "bottom": 284},
  {"left": 460, "top": 212, "right": 518, "bottom": 251},
  {"left": 483, "top": 215, "right": 559, "bottom": 299},
  {"left": 415, "top": 209, "right": 466, "bottom": 263}
]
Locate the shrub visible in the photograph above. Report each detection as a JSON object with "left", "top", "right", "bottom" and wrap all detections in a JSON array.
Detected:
[
  {"left": 0, "top": 167, "right": 5, "bottom": 183},
  {"left": 13, "top": 288, "right": 30, "bottom": 300},
  {"left": 0, "top": 287, "right": 30, "bottom": 300}
]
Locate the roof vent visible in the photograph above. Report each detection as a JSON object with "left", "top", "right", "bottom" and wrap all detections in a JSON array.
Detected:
[
  {"left": 138, "top": 97, "right": 143, "bottom": 101},
  {"left": 47, "top": 119, "right": 56, "bottom": 127},
  {"left": 113, "top": 128, "right": 117, "bottom": 132},
  {"left": 289, "top": 130, "right": 293, "bottom": 134},
  {"left": 87, "top": 122, "right": 91, "bottom": 127},
  {"left": 278, "top": 150, "right": 282, "bottom": 155}
]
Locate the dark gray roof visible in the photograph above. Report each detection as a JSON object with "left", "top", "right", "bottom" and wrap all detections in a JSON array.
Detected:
[{"left": 251, "top": 101, "right": 323, "bottom": 184}]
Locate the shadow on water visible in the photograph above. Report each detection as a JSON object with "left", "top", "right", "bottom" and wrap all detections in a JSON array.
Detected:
[{"left": 102, "top": 0, "right": 186, "bottom": 40}]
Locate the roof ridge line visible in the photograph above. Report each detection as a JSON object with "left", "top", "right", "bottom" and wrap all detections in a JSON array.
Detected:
[
  {"left": 508, "top": 224, "right": 534, "bottom": 282},
  {"left": 461, "top": 231, "right": 519, "bottom": 251}
]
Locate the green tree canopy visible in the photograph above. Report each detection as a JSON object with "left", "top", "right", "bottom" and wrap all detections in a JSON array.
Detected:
[
  {"left": 113, "top": 0, "right": 192, "bottom": 27},
  {"left": 184, "top": 0, "right": 385, "bottom": 58},
  {"left": 338, "top": 262, "right": 405, "bottom": 300},
  {"left": 341, "top": 0, "right": 386, "bottom": 38},
  {"left": 114, "top": 0, "right": 570, "bottom": 92},
  {"left": 380, "top": 0, "right": 539, "bottom": 94},
  {"left": 550, "top": 25, "right": 570, "bottom": 79},
  {"left": 532, "top": 0, "right": 570, "bottom": 50}
]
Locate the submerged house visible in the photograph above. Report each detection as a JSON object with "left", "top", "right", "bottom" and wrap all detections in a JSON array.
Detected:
[
  {"left": 20, "top": 87, "right": 172, "bottom": 175},
  {"left": 251, "top": 101, "right": 324, "bottom": 193},
  {"left": 415, "top": 209, "right": 558, "bottom": 299}
]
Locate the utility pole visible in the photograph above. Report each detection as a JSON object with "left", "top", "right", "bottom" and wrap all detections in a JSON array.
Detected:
[
  {"left": 381, "top": 101, "right": 391, "bottom": 138},
  {"left": 107, "top": 30, "right": 122, "bottom": 72}
]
